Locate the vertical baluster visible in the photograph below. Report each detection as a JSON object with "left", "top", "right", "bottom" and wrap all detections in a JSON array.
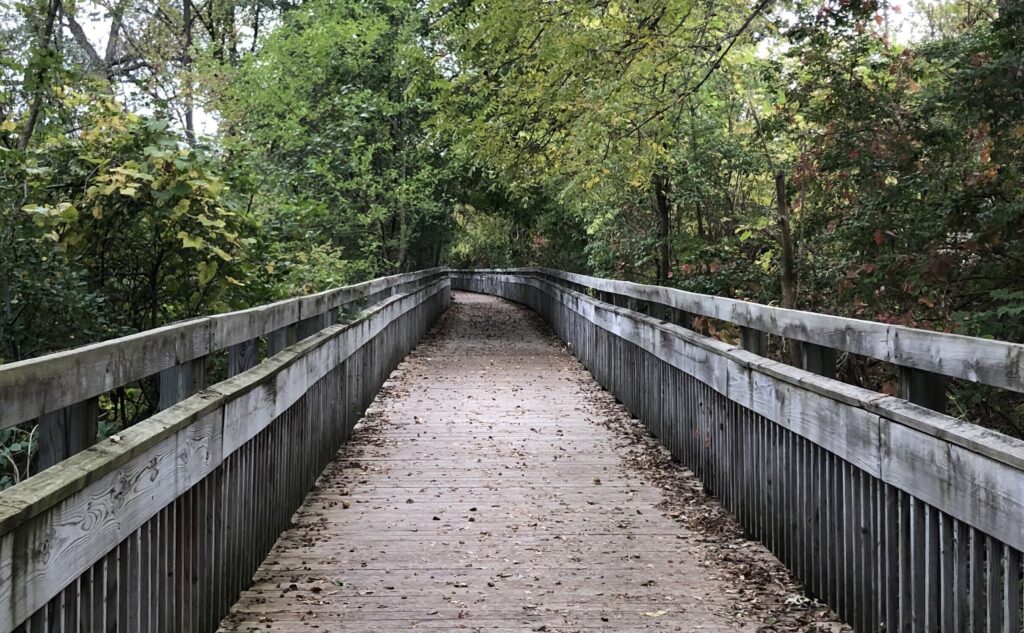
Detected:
[
  {"left": 940, "top": 513, "right": 955, "bottom": 633},
  {"left": 987, "top": 537, "right": 1003, "bottom": 633},
  {"left": 882, "top": 483, "right": 899, "bottom": 631},
  {"left": 924, "top": 505, "right": 940, "bottom": 632},
  {"left": 267, "top": 323, "right": 298, "bottom": 356},
  {"left": 970, "top": 527, "right": 985, "bottom": 632},
  {"left": 740, "top": 326, "right": 768, "bottom": 357},
  {"left": 1004, "top": 547, "right": 1022, "bottom": 633},
  {"left": 801, "top": 342, "right": 837, "bottom": 380},
  {"left": 297, "top": 311, "right": 330, "bottom": 340},
  {"left": 953, "top": 519, "right": 971, "bottom": 632},
  {"left": 36, "top": 396, "right": 100, "bottom": 470},
  {"left": 899, "top": 366, "right": 946, "bottom": 413},
  {"left": 228, "top": 338, "right": 259, "bottom": 376},
  {"left": 158, "top": 357, "right": 206, "bottom": 411}
]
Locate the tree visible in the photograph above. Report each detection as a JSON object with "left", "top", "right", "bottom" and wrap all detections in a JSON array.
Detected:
[{"left": 215, "top": 0, "right": 455, "bottom": 279}]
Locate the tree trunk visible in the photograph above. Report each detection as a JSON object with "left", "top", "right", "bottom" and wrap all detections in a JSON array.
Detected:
[
  {"left": 776, "top": 172, "right": 801, "bottom": 366},
  {"left": 695, "top": 200, "right": 706, "bottom": 240},
  {"left": 998, "top": 0, "right": 1023, "bottom": 24},
  {"left": 776, "top": 172, "right": 797, "bottom": 310},
  {"left": 396, "top": 110, "right": 409, "bottom": 272},
  {"left": 652, "top": 172, "right": 671, "bottom": 283},
  {"left": 251, "top": 5, "right": 261, "bottom": 52},
  {"left": 17, "top": 0, "right": 62, "bottom": 150},
  {"left": 1, "top": 259, "right": 17, "bottom": 361},
  {"left": 183, "top": 0, "right": 195, "bottom": 144}
]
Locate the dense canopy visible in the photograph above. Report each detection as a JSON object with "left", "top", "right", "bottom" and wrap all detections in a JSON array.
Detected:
[{"left": 1, "top": 0, "right": 1023, "bottom": 481}]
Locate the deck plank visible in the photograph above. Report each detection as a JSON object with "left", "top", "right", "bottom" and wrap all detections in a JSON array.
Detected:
[{"left": 218, "top": 292, "right": 824, "bottom": 632}]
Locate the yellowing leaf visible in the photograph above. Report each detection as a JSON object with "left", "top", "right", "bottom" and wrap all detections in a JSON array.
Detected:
[
  {"left": 212, "top": 246, "right": 233, "bottom": 262},
  {"left": 205, "top": 178, "right": 224, "bottom": 195},
  {"left": 58, "top": 204, "right": 79, "bottom": 222},
  {"left": 172, "top": 199, "right": 191, "bottom": 219},
  {"left": 0, "top": 120, "right": 15, "bottom": 132},
  {"left": 198, "top": 215, "right": 226, "bottom": 228},
  {"left": 177, "top": 231, "right": 204, "bottom": 249},
  {"left": 198, "top": 260, "right": 218, "bottom": 285}
]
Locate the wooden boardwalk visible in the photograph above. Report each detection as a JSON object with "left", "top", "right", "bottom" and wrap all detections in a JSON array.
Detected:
[
  {"left": 9, "top": 268, "right": 1020, "bottom": 633},
  {"left": 218, "top": 293, "right": 812, "bottom": 632}
]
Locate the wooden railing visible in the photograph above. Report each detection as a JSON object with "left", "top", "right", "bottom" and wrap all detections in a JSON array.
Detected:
[
  {"left": 0, "top": 269, "right": 451, "bottom": 632},
  {"left": 0, "top": 268, "right": 448, "bottom": 470},
  {"left": 453, "top": 268, "right": 1024, "bottom": 633},
  {"left": 3, "top": 267, "right": 1021, "bottom": 633}
]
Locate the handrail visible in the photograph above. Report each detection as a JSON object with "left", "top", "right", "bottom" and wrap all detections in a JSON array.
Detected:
[
  {"left": 453, "top": 269, "right": 1024, "bottom": 633},
  {"left": 0, "top": 267, "right": 449, "bottom": 469},
  {"left": 0, "top": 271, "right": 452, "bottom": 632},
  {"left": 0, "top": 267, "right": 448, "bottom": 429},
  {"left": 456, "top": 267, "right": 1024, "bottom": 404}
]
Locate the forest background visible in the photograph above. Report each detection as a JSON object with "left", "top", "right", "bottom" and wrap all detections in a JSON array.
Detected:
[{"left": 1, "top": 0, "right": 1022, "bottom": 483}]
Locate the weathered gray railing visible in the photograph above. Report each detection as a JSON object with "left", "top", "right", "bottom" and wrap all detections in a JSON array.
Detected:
[
  {"left": 453, "top": 268, "right": 1024, "bottom": 633},
  {"left": 0, "top": 267, "right": 446, "bottom": 470},
  {"left": 0, "top": 269, "right": 451, "bottom": 632}
]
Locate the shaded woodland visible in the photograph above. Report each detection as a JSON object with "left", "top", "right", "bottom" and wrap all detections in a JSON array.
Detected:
[{"left": 2, "top": 0, "right": 1023, "bottom": 483}]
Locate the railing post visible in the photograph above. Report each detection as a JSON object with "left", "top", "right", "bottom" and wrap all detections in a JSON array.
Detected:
[
  {"left": 740, "top": 326, "right": 769, "bottom": 356},
  {"left": 899, "top": 366, "right": 946, "bottom": 412},
  {"left": 229, "top": 338, "right": 260, "bottom": 376},
  {"left": 297, "top": 312, "right": 330, "bottom": 340},
  {"left": 158, "top": 357, "right": 206, "bottom": 410},
  {"left": 671, "top": 308, "right": 694, "bottom": 330},
  {"left": 268, "top": 323, "right": 299, "bottom": 356},
  {"left": 801, "top": 342, "right": 837, "bottom": 380},
  {"left": 36, "top": 397, "right": 99, "bottom": 470}
]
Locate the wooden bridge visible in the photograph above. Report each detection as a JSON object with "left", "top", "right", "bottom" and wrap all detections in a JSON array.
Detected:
[{"left": 1, "top": 268, "right": 1022, "bottom": 632}]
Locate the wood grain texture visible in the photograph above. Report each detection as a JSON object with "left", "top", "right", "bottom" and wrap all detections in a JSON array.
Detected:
[
  {"left": 455, "top": 272, "right": 1024, "bottom": 633},
  {"left": 0, "top": 278, "right": 452, "bottom": 632},
  {"left": 0, "top": 268, "right": 449, "bottom": 429},
  {"left": 219, "top": 293, "right": 781, "bottom": 633},
  {"left": 453, "top": 268, "right": 1024, "bottom": 393},
  {"left": 454, "top": 272, "right": 1024, "bottom": 533}
]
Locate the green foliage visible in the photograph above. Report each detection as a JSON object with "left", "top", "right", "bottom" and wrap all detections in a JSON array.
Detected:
[
  {"left": 3, "top": 0, "right": 1024, "bottom": 486},
  {"left": 8, "top": 91, "right": 253, "bottom": 340},
  {"left": 448, "top": 204, "right": 518, "bottom": 269},
  {"left": 0, "top": 426, "right": 38, "bottom": 489},
  {"left": 214, "top": 0, "right": 454, "bottom": 279},
  {"left": 433, "top": 0, "right": 1024, "bottom": 430},
  {"left": 272, "top": 243, "right": 377, "bottom": 296}
]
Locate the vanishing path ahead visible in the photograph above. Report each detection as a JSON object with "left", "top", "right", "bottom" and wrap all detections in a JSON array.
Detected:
[{"left": 218, "top": 293, "right": 804, "bottom": 632}]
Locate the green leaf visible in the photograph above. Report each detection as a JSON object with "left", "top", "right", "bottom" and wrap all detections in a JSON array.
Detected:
[
  {"left": 198, "top": 260, "right": 218, "bottom": 285},
  {"left": 177, "top": 232, "right": 204, "bottom": 249},
  {"left": 198, "top": 215, "right": 226, "bottom": 228}
]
